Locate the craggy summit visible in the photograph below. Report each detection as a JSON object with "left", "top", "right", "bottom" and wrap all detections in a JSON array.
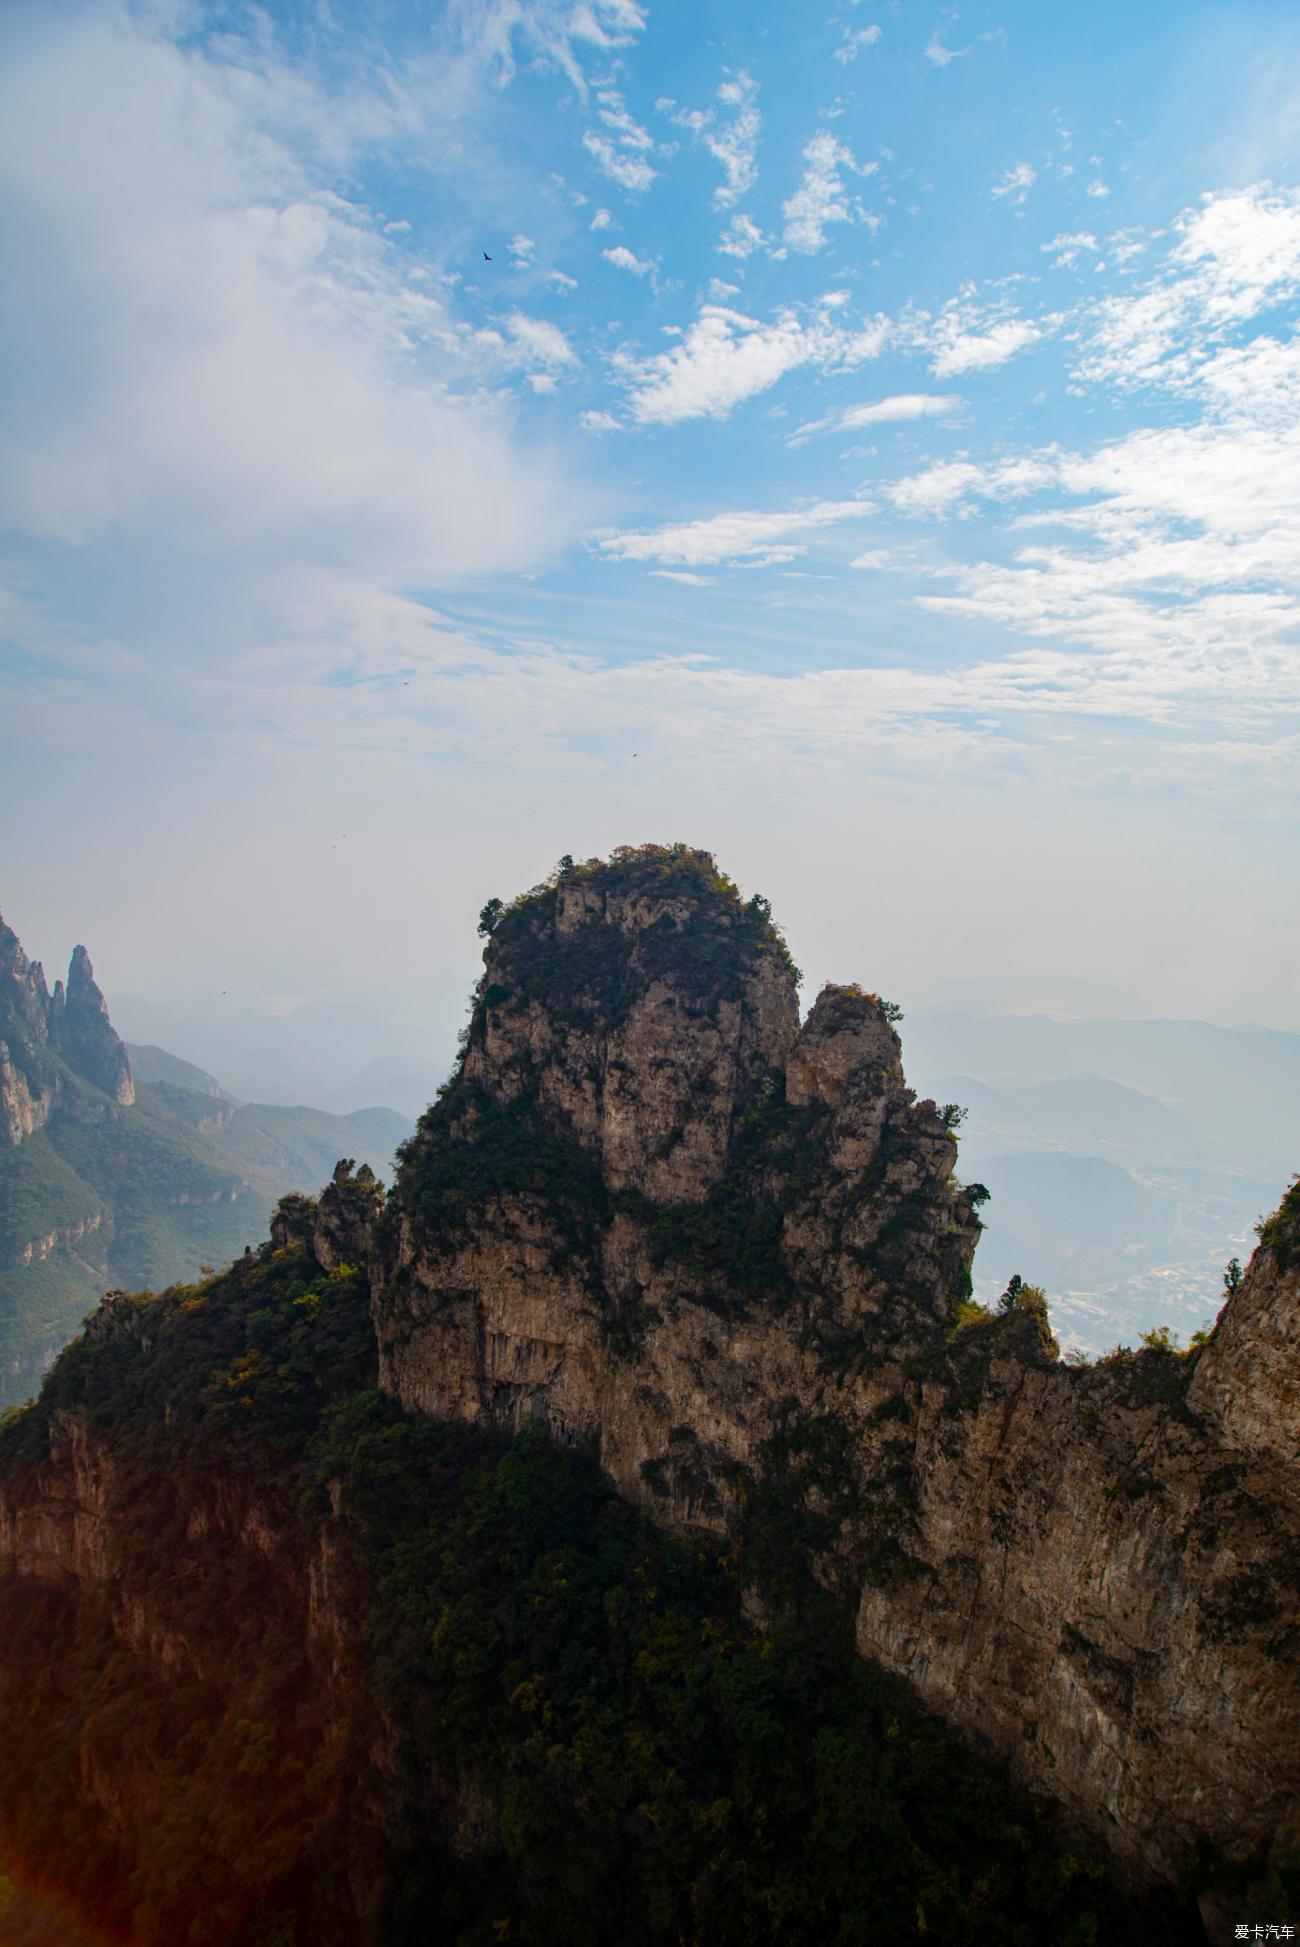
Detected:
[
  {"left": 380, "top": 847, "right": 1299, "bottom": 1916},
  {"left": 0, "top": 846, "right": 1297, "bottom": 1944},
  {"left": 381, "top": 844, "right": 977, "bottom": 1488}
]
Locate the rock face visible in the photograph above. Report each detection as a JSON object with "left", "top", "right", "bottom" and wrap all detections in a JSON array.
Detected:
[
  {"left": 50, "top": 945, "right": 135, "bottom": 1106},
  {"left": 375, "top": 847, "right": 1300, "bottom": 1925},
  {"left": 0, "top": 850, "right": 1295, "bottom": 1941},
  {"left": 0, "top": 1376, "right": 363, "bottom": 1937},
  {"left": 0, "top": 914, "right": 134, "bottom": 1144}
]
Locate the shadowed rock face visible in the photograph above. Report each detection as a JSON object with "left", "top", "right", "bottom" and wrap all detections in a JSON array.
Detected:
[{"left": 376, "top": 849, "right": 1300, "bottom": 1926}]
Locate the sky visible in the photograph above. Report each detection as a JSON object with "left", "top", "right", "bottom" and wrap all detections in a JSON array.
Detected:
[{"left": 2, "top": 0, "right": 1299, "bottom": 1058}]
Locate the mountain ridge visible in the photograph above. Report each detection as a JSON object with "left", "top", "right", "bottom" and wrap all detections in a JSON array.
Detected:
[
  {"left": 0, "top": 848, "right": 1295, "bottom": 1942},
  {"left": 0, "top": 914, "right": 408, "bottom": 1401}
]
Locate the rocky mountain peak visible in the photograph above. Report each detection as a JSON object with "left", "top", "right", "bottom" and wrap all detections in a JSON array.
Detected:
[
  {"left": 0, "top": 917, "right": 134, "bottom": 1143},
  {"left": 49, "top": 942, "right": 134, "bottom": 1107},
  {"left": 0, "top": 910, "right": 52, "bottom": 1044},
  {"left": 459, "top": 845, "right": 802, "bottom": 1203}
]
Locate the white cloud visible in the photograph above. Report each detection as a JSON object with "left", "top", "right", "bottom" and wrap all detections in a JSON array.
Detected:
[
  {"left": 590, "top": 207, "right": 612, "bottom": 230},
  {"left": 915, "top": 293, "right": 1047, "bottom": 377},
  {"left": 615, "top": 300, "right": 889, "bottom": 425},
  {"left": 0, "top": 9, "right": 581, "bottom": 582},
  {"left": 1043, "top": 231, "right": 1099, "bottom": 268},
  {"left": 509, "top": 233, "right": 535, "bottom": 261},
  {"left": 788, "top": 391, "right": 962, "bottom": 443},
  {"left": 503, "top": 312, "right": 577, "bottom": 367},
  {"left": 596, "top": 495, "right": 875, "bottom": 566},
  {"left": 649, "top": 569, "right": 716, "bottom": 584},
  {"left": 603, "top": 243, "right": 653, "bottom": 276},
  {"left": 580, "top": 409, "right": 620, "bottom": 432},
  {"left": 887, "top": 455, "right": 1057, "bottom": 517},
  {"left": 668, "top": 70, "right": 761, "bottom": 209},
  {"left": 783, "top": 131, "right": 874, "bottom": 254},
  {"left": 1077, "top": 186, "right": 1300, "bottom": 389},
  {"left": 834, "top": 24, "right": 882, "bottom": 64},
  {"left": 992, "top": 161, "right": 1036, "bottom": 202},
  {"left": 718, "top": 212, "right": 765, "bottom": 259},
  {"left": 583, "top": 129, "right": 657, "bottom": 192},
  {"left": 528, "top": 371, "right": 557, "bottom": 393},
  {"left": 1087, "top": 180, "right": 1110, "bottom": 198},
  {"left": 583, "top": 89, "right": 657, "bottom": 192},
  {"left": 466, "top": 0, "right": 648, "bottom": 97},
  {"left": 546, "top": 269, "right": 578, "bottom": 290},
  {"left": 886, "top": 252, "right": 1300, "bottom": 696},
  {"left": 925, "top": 29, "right": 965, "bottom": 66},
  {"left": 930, "top": 316, "right": 1041, "bottom": 374}
]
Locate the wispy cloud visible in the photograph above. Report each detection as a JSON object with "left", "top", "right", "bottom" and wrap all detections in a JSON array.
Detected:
[
  {"left": 1076, "top": 185, "right": 1300, "bottom": 389},
  {"left": 992, "top": 160, "right": 1036, "bottom": 203},
  {"left": 464, "top": 0, "right": 648, "bottom": 97},
  {"left": 916, "top": 293, "right": 1049, "bottom": 376},
  {"left": 787, "top": 391, "right": 962, "bottom": 445},
  {"left": 879, "top": 192, "right": 1300, "bottom": 690},
  {"left": 0, "top": 8, "right": 583, "bottom": 581},
  {"left": 613, "top": 299, "right": 888, "bottom": 425},
  {"left": 718, "top": 212, "right": 766, "bottom": 259},
  {"left": 663, "top": 70, "right": 761, "bottom": 208},
  {"left": 1043, "top": 231, "right": 1099, "bottom": 268},
  {"left": 583, "top": 89, "right": 658, "bottom": 192},
  {"left": 834, "top": 22, "right": 881, "bottom": 65},
  {"left": 782, "top": 131, "right": 876, "bottom": 254},
  {"left": 596, "top": 495, "right": 875, "bottom": 566}
]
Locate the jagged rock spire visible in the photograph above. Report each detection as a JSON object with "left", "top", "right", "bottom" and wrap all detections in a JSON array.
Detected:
[{"left": 50, "top": 944, "right": 134, "bottom": 1105}]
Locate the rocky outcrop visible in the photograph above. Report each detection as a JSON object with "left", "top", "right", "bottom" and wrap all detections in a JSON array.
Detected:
[
  {"left": 0, "top": 852, "right": 1295, "bottom": 1940},
  {"left": 0, "top": 915, "right": 134, "bottom": 1144},
  {"left": 374, "top": 847, "right": 1300, "bottom": 1931},
  {"left": 49, "top": 946, "right": 134, "bottom": 1106}
]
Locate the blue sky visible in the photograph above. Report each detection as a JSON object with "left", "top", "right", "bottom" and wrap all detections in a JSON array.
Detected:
[{"left": 1, "top": 0, "right": 1298, "bottom": 1037}]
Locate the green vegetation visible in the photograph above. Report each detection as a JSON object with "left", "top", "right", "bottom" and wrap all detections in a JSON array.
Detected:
[
  {"left": 478, "top": 844, "right": 802, "bottom": 1028},
  {"left": 1256, "top": 1173, "right": 1300, "bottom": 1273},
  {"left": 401, "top": 1084, "right": 608, "bottom": 1255},
  {"left": 0, "top": 1071, "right": 405, "bottom": 1408},
  {"left": 0, "top": 1234, "right": 1200, "bottom": 1945}
]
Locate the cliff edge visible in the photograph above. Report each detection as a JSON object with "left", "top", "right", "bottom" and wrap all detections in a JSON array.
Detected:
[
  {"left": 378, "top": 846, "right": 1300, "bottom": 1920},
  {"left": 0, "top": 847, "right": 1295, "bottom": 1943}
]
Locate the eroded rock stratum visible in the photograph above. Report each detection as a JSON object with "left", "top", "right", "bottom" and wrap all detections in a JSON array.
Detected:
[{"left": 378, "top": 846, "right": 1300, "bottom": 1910}]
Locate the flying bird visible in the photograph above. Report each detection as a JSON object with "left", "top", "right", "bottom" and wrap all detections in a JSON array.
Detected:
[{"left": 483, "top": 252, "right": 492, "bottom": 261}]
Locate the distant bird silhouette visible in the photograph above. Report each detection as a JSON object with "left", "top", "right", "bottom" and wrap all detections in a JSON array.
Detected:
[{"left": 483, "top": 252, "right": 492, "bottom": 261}]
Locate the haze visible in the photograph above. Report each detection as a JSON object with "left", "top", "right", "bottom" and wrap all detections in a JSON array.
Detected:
[{"left": 3, "top": 0, "right": 1298, "bottom": 1063}]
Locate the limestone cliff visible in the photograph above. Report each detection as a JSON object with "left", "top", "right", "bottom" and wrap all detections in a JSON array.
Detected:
[
  {"left": 377, "top": 846, "right": 1300, "bottom": 1930},
  {"left": 0, "top": 917, "right": 134, "bottom": 1146},
  {"left": 0, "top": 848, "right": 1295, "bottom": 1944},
  {"left": 50, "top": 946, "right": 135, "bottom": 1107}
]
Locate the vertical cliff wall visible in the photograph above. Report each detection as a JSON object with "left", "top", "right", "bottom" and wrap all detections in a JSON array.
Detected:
[
  {"left": 0, "top": 848, "right": 1294, "bottom": 1943},
  {"left": 377, "top": 847, "right": 1300, "bottom": 1922}
]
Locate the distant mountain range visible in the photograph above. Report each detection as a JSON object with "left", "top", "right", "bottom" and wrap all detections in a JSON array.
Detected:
[
  {"left": 905, "top": 1033, "right": 1297, "bottom": 1354},
  {"left": 0, "top": 914, "right": 409, "bottom": 1405}
]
